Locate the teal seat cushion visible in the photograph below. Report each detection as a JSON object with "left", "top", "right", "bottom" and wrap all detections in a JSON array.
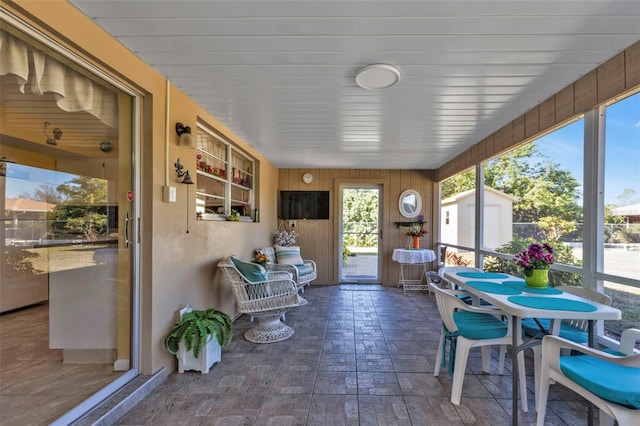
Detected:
[
  {"left": 295, "top": 263, "right": 314, "bottom": 276},
  {"left": 522, "top": 318, "right": 588, "bottom": 343},
  {"left": 231, "top": 256, "right": 268, "bottom": 282},
  {"left": 452, "top": 311, "right": 508, "bottom": 340},
  {"left": 560, "top": 354, "right": 640, "bottom": 409},
  {"left": 603, "top": 348, "right": 627, "bottom": 357}
]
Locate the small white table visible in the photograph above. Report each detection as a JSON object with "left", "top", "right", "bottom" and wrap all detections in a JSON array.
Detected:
[{"left": 392, "top": 248, "right": 436, "bottom": 294}]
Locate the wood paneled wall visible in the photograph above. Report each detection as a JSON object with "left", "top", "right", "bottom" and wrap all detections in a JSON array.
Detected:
[
  {"left": 437, "top": 40, "right": 640, "bottom": 181},
  {"left": 278, "top": 168, "right": 436, "bottom": 285}
]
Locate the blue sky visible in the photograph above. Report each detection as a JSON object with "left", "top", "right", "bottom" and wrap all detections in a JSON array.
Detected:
[
  {"left": 4, "top": 165, "right": 76, "bottom": 199},
  {"left": 537, "top": 92, "right": 640, "bottom": 206}
]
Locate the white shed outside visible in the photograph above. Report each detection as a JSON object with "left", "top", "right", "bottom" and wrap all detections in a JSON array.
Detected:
[{"left": 441, "top": 186, "right": 516, "bottom": 250}]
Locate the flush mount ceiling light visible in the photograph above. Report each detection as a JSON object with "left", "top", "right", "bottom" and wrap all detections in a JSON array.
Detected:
[{"left": 355, "top": 64, "right": 400, "bottom": 90}]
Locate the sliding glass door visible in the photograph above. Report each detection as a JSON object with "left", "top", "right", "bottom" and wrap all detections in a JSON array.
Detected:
[{"left": 0, "top": 22, "right": 138, "bottom": 425}]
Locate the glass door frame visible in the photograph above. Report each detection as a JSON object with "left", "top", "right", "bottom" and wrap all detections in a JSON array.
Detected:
[
  {"left": 338, "top": 183, "right": 383, "bottom": 283},
  {"left": 2, "top": 11, "right": 142, "bottom": 426}
]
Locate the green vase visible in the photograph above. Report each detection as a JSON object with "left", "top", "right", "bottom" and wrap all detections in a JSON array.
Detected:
[{"left": 524, "top": 269, "right": 549, "bottom": 288}]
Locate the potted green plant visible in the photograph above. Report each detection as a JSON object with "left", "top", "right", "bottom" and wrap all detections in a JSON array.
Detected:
[
  {"left": 163, "top": 306, "right": 233, "bottom": 374},
  {"left": 227, "top": 209, "right": 240, "bottom": 221}
]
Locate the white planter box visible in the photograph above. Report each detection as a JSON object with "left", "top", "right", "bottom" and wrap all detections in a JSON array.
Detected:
[{"left": 176, "top": 306, "right": 222, "bottom": 374}]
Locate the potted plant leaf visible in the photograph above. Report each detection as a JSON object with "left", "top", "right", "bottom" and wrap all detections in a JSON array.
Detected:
[{"left": 163, "top": 306, "right": 233, "bottom": 374}]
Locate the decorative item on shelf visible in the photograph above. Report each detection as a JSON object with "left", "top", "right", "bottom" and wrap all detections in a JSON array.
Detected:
[
  {"left": 252, "top": 250, "right": 269, "bottom": 267},
  {"left": 227, "top": 209, "right": 240, "bottom": 221},
  {"left": 405, "top": 223, "right": 427, "bottom": 249},
  {"left": 513, "top": 242, "right": 555, "bottom": 288},
  {"left": 176, "top": 122, "right": 195, "bottom": 148}
]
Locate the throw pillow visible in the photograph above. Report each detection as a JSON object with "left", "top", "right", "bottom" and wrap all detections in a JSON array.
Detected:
[
  {"left": 230, "top": 256, "right": 267, "bottom": 282},
  {"left": 275, "top": 245, "right": 304, "bottom": 265}
]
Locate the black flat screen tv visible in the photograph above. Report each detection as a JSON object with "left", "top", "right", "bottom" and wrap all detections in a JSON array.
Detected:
[{"left": 279, "top": 191, "right": 330, "bottom": 220}]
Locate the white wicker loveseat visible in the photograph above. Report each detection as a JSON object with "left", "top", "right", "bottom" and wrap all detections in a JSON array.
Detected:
[
  {"left": 218, "top": 256, "right": 307, "bottom": 343},
  {"left": 259, "top": 246, "right": 317, "bottom": 293}
]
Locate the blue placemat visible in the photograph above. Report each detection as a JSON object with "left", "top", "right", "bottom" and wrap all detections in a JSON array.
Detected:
[
  {"left": 464, "top": 281, "right": 522, "bottom": 295},
  {"left": 456, "top": 272, "right": 509, "bottom": 279},
  {"left": 502, "top": 280, "right": 564, "bottom": 295},
  {"left": 507, "top": 296, "right": 597, "bottom": 312}
]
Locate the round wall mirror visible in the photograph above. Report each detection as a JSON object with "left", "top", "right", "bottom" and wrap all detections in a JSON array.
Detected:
[{"left": 398, "top": 189, "right": 422, "bottom": 218}]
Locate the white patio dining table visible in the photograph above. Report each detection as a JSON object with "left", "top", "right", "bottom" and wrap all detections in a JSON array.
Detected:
[{"left": 443, "top": 270, "right": 622, "bottom": 426}]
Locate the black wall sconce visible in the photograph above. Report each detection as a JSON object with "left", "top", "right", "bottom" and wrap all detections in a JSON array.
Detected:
[{"left": 176, "top": 122, "right": 195, "bottom": 148}]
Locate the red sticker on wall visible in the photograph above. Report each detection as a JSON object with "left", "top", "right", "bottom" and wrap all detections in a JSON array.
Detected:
[{"left": 127, "top": 191, "right": 134, "bottom": 202}]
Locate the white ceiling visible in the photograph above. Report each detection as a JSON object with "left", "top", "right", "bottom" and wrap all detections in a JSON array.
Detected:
[{"left": 70, "top": 1, "right": 640, "bottom": 169}]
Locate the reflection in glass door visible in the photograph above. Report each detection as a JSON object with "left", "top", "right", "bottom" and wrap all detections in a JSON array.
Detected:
[
  {"left": 339, "top": 186, "right": 381, "bottom": 283},
  {"left": 0, "top": 25, "right": 136, "bottom": 424}
]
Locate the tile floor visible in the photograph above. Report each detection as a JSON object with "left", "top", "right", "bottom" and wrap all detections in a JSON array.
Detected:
[{"left": 116, "top": 285, "right": 596, "bottom": 425}]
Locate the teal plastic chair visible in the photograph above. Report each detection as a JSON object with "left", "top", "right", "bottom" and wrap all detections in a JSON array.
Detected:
[
  {"left": 536, "top": 330, "right": 640, "bottom": 426},
  {"left": 431, "top": 283, "right": 528, "bottom": 412},
  {"left": 523, "top": 286, "right": 612, "bottom": 408}
]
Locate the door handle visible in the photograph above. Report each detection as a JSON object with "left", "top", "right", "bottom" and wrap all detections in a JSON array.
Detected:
[{"left": 124, "top": 212, "right": 130, "bottom": 247}]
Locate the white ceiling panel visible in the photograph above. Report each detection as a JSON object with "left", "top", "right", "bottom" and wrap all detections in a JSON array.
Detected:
[{"left": 71, "top": 0, "right": 640, "bottom": 169}]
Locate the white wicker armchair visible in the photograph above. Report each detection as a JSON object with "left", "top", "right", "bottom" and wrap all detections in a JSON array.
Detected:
[
  {"left": 259, "top": 246, "right": 317, "bottom": 293},
  {"left": 218, "top": 256, "right": 307, "bottom": 343}
]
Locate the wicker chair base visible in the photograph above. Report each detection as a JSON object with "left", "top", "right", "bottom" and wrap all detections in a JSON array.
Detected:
[{"left": 244, "top": 308, "right": 294, "bottom": 343}]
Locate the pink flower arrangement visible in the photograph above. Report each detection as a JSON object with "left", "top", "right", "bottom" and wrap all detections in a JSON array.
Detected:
[{"left": 514, "top": 243, "right": 555, "bottom": 270}]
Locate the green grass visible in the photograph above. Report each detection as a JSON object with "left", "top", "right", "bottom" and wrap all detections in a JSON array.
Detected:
[{"left": 605, "top": 284, "right": 640, "bottom": 336}]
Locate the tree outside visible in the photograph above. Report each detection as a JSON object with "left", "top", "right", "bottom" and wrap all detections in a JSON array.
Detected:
[
  {"left": 341, "top": 188, "right": 380, "bottom": 271},
  {"left": 49, "top": 176, "right": 109, "bottom": 241},
  {"left": 442, "top": 141, "right": 639, "bottom": 336}
]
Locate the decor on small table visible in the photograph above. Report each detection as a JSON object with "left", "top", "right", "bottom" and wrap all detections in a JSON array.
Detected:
[
  {"left": 252, "top": 250, "right": 269, "bottom": 267},
  {"left": 163, "top": 306, "right": 233, "bottom": 374},
  {"left": 513, "top": 242, "right": 555, "bottom": 288},
  {"left": 405, "top": 223, "right": 427, "bottom": 249}
]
